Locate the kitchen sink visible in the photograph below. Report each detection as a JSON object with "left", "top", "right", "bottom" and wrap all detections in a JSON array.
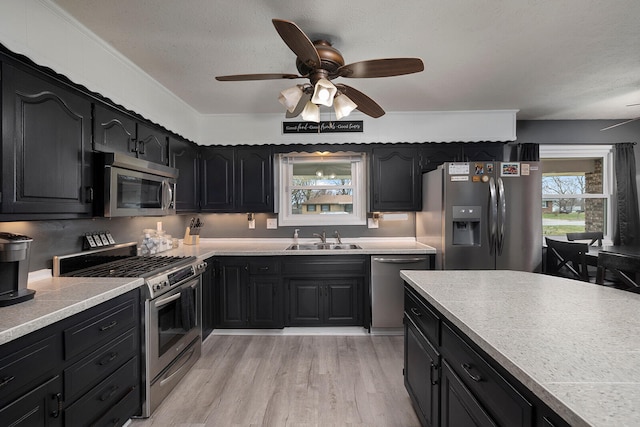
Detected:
[{"left": 287, "top": 243, "right": 362, "bottom": 250}]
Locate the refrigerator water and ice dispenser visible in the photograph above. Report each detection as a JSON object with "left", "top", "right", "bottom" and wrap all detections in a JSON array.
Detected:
[{"left": 452, "top": 205, "right": 481, "bottom": 246}]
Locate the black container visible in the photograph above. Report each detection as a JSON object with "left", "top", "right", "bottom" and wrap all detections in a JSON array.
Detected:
[{"left": 0, "top": 232, "right": 35, "bottom": 306}]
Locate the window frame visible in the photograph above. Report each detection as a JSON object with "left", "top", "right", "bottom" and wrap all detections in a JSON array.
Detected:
[
  {"left": 277, "top": 152, "right": 367, "bottom": 226},
  {"left": 540, "top": 144, "right": 613, "bottom": 241}
]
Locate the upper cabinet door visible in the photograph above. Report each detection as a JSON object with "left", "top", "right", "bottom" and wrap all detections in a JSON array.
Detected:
[
  {"left": 370, "top": 145, "right": 421, "bottom": 211},
  {"left": 169, "top": 137, "right": 200, "bottom": 212},
  {"left": 136, "top": 122, "right": 168, "bottom": 165},
  {"left": 1, "top": 62, "right": 92, "bottom": 216},
  {"left": 235, "top": 147, "right": 273, "bottom": 212},
  {"left": 200, "top": 147, "right": 235, "bottom": 212},
  {"left": 93, "top": 104, "right": 137, "bottom": 156}
]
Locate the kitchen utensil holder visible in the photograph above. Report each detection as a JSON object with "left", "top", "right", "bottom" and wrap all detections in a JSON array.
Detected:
[{"left": 184, "top": 227, "right": 200, "bottom": 245}]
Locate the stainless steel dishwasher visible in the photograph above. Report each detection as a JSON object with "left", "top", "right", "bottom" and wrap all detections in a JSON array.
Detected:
[{"left": 371, "top": 255, "right": 430, "bottom": 334}]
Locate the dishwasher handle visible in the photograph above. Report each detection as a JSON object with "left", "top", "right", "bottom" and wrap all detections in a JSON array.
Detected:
[{"left": 372, "top": 257, "right": 429, "bottom": 264}]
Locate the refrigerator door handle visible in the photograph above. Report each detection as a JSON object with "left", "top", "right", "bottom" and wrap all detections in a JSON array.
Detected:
[
  {"left": 497, "top": 177, "right": 506, "bottom": 255},
  {"left": 488, "top": 177, "right": 498, "bottom": 255}
]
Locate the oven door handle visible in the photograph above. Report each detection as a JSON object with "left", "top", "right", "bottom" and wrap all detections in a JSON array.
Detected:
[{"left": 154, "top": 292, "right": 181, "bottom": 308}]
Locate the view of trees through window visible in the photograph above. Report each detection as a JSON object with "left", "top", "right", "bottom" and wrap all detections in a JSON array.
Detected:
[
  {"left": 291, "top": 161, "right": 353, "bottom": 215},
  {"left": 542, "top": 157, "right": 607, "bottom": 236}
]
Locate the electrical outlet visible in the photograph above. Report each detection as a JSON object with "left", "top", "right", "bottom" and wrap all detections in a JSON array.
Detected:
[
  {"left": 368, "top": 218, "right": 379, "bottom": 229},
  {"left": 248, "top": 219, "right": 256, "bottom": 229},
  {"left": 267, "top": 218, "right": 278, "bottom": 229}
]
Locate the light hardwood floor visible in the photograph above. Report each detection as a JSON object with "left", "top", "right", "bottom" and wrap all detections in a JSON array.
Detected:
[{"left": 130, "top": 334, "right": 420, "bottom": 426}]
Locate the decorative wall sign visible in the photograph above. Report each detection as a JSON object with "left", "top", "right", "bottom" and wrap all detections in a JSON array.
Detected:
[{"left": 283, "top": 121, "right": 364, "bottom": 134}]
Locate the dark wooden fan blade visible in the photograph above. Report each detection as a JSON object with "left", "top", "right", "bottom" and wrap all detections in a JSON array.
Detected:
[
  {"left": 336, "top": 84, "right": 385, "bottom": 118},
  {"left": 338, "top": 58, "right": 424, "bottom": 78},
  {"left": 272, "top": 19, "right": 321, "bottom": 69},
  {"left": 216, "top": 73, "right": 302, "bottom": 81},
  {"left": 286, "top": 93, "right": 312, "bottom": 118},
  {"left": 600, "top": 117, "right": 640, "bottom": 131}
]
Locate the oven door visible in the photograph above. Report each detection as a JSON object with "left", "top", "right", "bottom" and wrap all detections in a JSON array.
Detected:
[{"left": 146, "top": 277, "right": 201, "bottom": 381}]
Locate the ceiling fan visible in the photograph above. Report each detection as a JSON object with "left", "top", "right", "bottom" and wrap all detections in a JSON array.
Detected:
[
  {"left": 215, "top": 19, "right": 424, "bottom": 122},
  {"left": 601, "top": 103, "right": 640, "bottom": 131}
]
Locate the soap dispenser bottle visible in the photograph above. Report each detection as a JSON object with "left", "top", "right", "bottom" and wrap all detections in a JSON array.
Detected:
[{"left": 293, "top": 229, "right": 300, "bottom": 244}]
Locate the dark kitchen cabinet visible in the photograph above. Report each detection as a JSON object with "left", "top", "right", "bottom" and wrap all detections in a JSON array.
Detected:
[
  {"left": 1, "top": 61, "right": 93, "bottom": 217},
  {"left": 93, "top": 103, "right": 168, "bottom": 165},
  {"left": 403, "top": 284, "right": 573, "bottom": 427},
  {"left": 236, "top": 146, "right": 273, "bottom": 212},
  {"left": 169, "top": 137, "right": 200, "bottom": 212},
  {"left": 370, "top": 145, "right": 421, "bottom": 211},
  {"left": 405, "top": 318, "right": 440, "bottom": 427},
  {"left": 201, "top": 146, "right": 274, "bottom": 213},
  {"left": 288, "top": 278, "right": 361, "bottom": 326},
  {"left": 0, "top": 289, "right": 141, "bottom": 427},
  {"left": 283, "top": 256, "right": 366, "bottom": 327},
  {"left": 0, "top": 375, "right": 63, "bottom": 427},
  {"left": 201, "top": 258, "right": 215, "bottom": 340},
  {"left": 201, "top": 147, "right": 235, "bottom": 212},
  {"left": 215, "top": 257, "right": 283, "bottom": 328}
]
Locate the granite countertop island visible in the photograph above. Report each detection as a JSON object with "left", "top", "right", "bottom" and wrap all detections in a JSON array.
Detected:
[{"left": 400, "top": 269, "right": 640, "bottom": 427}]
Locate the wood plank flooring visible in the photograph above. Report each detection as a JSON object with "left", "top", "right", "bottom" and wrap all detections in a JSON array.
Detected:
[{"left": 130, "top": 334, "right": 420, "bottom": 426}]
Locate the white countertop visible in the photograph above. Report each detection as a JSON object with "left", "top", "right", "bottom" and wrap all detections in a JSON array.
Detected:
[
  {"left": 163, "top": 237, "right": 435, "bottom": 259},
  {"left": 400, "top": 270, "right": 640, "bottom": 427},
  {"left": 1, "top": 238, "right": 433, "bottom": 346},
  {"left": 0, "top": 276, "right": 143, "bottom": 345}
]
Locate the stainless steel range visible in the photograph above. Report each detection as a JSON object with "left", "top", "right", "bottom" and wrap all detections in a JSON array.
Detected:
[{"left": 54, "top": 242, "right": 207, "bottom": 417}]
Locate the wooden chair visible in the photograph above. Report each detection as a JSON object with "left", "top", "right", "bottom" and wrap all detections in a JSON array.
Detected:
[
  {"left": 545, "top": 237, "right": 590, "bottom": 282},
  {"left": 566, "top": 231, "right": 603, "bottom": 247},
  {"left": 596, "top": 252, "right": 640, "bottom": 292}
]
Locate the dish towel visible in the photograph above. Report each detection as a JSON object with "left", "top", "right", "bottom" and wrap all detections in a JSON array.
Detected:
[{"left": 180, "top": 287, "right": 195, "bottom": 331}]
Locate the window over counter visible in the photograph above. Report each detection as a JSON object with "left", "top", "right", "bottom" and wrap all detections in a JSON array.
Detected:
[
  {"left": 540, "top": 145, "right": 613, "bottom": 240},
  {"left": 277, "top": 152, "right": 367, "bottom": 226}
]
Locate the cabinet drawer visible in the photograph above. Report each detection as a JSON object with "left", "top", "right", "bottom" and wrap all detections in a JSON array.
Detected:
[
  {"left": 282, "top": 256, "right": 366, "bottom": 275},
  {"left": 249, "top": 258, "right": 280, "bottom": 275},
  {"left": 64, "top": 298, "right": 137, "bottom": 360},
  {"left": 64, "top": 328, "right": 138, "bottom": 401},
  {"left": 441, "top": 323, "right": 533, "bottom": 427},
  {"left": 404, "top": 287, "right": 440, "bottom": 345},
  {"left": 65, "top": 356, "right": 139, "bottom": 426},
  {"left": 0, "top": 334, "right": 61, "bottom": 404},
  {"left": 91, "top": 383, "right": 141, "bottom": 427}
]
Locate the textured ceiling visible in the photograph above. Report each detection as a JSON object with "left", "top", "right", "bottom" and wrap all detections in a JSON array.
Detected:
[{"left": 53, "top": 0, "right": 640, "bottom": 120}]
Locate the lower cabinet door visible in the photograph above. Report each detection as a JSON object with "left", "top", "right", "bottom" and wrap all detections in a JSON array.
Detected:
[
  {"left": 0, "top": 375, "right": 63, "bottom": 426},
  {"left": 249, "top": 276, "right": 283, "bottom": 328},
  {"left": 404, "top": 320, "right": 439, "bottom": 427},
  {"left": 440, "top": 361, "right": 497, "bottom": 427}
]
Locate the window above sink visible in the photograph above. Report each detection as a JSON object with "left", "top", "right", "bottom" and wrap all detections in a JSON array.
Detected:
[{"left": 277, "top": 152, "right": 367, "bottom": 226}]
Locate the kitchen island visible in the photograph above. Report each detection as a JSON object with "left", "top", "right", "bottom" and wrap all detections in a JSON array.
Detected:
[{"left": 401, "top": 270, "right": 640, "bottom": 427}]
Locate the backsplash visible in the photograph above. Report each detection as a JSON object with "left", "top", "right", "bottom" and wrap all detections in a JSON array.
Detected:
[{"left": 1, "top": 213, "right": 414, "bottom": 272}]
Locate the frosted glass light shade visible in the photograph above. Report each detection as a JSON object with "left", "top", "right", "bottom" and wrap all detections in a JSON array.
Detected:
[
  {"left": 278, "top": 85, "right": 305, "bottom": 113},
  {"left": 301, "top": 101, "right": 320, "bottom": 122},
  {"left": 311, "top": 78, "right": 337, "bottom": 107},
  {"left": 333, "top": 93, "right": 358, "bottom": 120}
]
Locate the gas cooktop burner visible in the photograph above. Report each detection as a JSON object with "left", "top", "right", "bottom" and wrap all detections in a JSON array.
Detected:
[{"left": 62, "top": 255, "right": 194, "bottom": 278}]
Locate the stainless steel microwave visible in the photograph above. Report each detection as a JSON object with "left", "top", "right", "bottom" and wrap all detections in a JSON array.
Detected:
[{"left": 96, "top": 152, "right": 178, "bottom": 217}]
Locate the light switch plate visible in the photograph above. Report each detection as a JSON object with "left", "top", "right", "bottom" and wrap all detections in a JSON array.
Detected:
[{"left": 267, "top": 218, "right": 278, "bottom": 229}]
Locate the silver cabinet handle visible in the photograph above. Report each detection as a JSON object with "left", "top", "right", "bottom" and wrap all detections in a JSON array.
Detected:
[{"left": 372, "top": 257, "right": 428, "bottom": 263}]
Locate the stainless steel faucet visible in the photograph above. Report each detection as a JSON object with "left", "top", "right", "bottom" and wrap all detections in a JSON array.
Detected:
[
  {"left": 334, "top": 230, "right": 342, "bottom": 244},
  {"left": 313, "top": 231, "right": 326, "bottom": 243}
]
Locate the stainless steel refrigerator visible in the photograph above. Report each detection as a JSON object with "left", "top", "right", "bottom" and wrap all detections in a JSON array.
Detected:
[{"left": 416, "top": 162, "right": 542, "bottom": 272}]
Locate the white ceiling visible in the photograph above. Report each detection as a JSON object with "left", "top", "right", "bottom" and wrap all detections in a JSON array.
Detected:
[{"left": 52, "top": 0, "right": 640, "bottom": 121}]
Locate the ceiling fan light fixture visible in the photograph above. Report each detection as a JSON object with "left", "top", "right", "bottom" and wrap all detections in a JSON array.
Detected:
[
  {"left": 311, "top": 78, "right": 337, "bottom": 107},
  {"left": 278, "top": 85, "right": 305, "bottom": 112},
  {"left": 301, "top": 101, "right": 320, "bottom": 122},
  {"left": 333, "top": 93, "right": 358, "bottom": 120}
]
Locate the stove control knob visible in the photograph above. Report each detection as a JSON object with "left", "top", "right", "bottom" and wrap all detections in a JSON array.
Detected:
[
  {"left": 153, "top": 284, "right": 161, "bottom": 291},
  {"left": 162, "top": 280, "right": 169, "bottom": 288}
]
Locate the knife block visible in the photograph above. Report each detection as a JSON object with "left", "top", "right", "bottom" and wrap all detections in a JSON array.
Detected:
[{"left": 183, "top": 227, "right": 200, "bottom": 245}]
